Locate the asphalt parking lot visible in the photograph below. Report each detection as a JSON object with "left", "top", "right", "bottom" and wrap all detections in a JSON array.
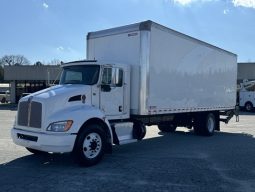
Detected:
[{"left": 0, "top": 108, "right": 255, "bottom": 192}]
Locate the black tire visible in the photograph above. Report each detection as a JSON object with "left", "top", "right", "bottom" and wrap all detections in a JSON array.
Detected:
[
  {"left": 1, "top": 97, "right": 6, "bottom": 103},
  {"left": 204, "top": 113, "right": 216, "bottom": 136},
  {"left": 26, "top": 147, "right": 48, "bottom": 155},
  {"left": 133, "top": 122, "right": 146, "bottom": 140},
  {"left": 73, "top": 124, "right": 106, "bottom": 166},
  {"left": 245, "top": 102, "right": 253, "bottom": 112},
  {"left": 194, "top": 113, "right": 217, "bottom": 136},
  {"left": 158, "top": 123, "right": 177, "bottom": 133}
]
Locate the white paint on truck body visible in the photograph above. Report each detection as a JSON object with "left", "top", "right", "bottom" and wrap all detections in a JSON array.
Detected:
[
  {"left": 11, "top": 20, "right": 237, "bottom": 156},
  {"left": 11, "top": 70, "right": 114, "bottom": 153},
  {"left": 239, "top": 91, "right": 255, "bottom": 108},
  {"left": 87, "top": 20, "right": 237, "bottom": 116}
]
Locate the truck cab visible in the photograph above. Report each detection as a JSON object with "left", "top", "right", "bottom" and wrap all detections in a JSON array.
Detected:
[
  {"left": 12, "top": 60, "right": 134, "bottom": 166},
  {"left": 60, "top": 61, "right": 130, "bottom": 119}
]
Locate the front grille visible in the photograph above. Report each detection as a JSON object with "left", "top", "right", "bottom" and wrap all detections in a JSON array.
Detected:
[{"left": 17, "top": 101, "right": 42, "bottom": 128}]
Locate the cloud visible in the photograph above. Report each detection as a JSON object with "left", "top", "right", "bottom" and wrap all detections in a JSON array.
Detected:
[
  {"left": 172, "top": 0, "right": 255, "bottom": 10},
  {"left": 54, "top": 46, "right": 82, "bottom": 61},
  {"left": 43, "top": 2, "right": 49, "bottom": 9},
  {"left": 173, "top": 0, "right": 194, "bottom": 5},
  {"left": 56, "top": 46, "right": 76, "bottom": 53},
  {"left": 223, "top": 9, "right": 230, "bottom": 14},
  {"left": 56, "top": 46, "right": 64, "bottom": 51},
  {"left": 172, "top": 0, "right": 215, "bottom": 6},
  {"left": 232, "top": 0, "right": 255, "bottom": 9}
]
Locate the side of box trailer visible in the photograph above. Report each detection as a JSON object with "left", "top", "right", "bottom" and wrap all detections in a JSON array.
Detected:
[
  {"left": 147, "top": 24, "right": 237, "bottom": 114},
  {"left": 87, "top": 20, "right": 237, "bottom": 116}
]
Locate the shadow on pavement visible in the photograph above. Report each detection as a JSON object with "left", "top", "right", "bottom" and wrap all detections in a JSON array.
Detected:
[
  {"left": 0, "top": 103, "right": 17, "bottom": 111},
  {"left": 239, "top": 111, "right": 255, "bottom": 116},
  {"left": 0, "top": 130, "right": 255, "bottom": 192}
]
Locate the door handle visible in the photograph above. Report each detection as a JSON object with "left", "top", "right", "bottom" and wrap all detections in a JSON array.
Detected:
[{"left": 119, "top": 106, "right": 123, "bottom": 112}]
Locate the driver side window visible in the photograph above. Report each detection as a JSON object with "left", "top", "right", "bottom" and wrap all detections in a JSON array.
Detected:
[
  {"left": 102, "top": 68, "right": 112, "bottom": 85},
  {"left": 102, "top": 67, "right": 123, "bottom": 87}
]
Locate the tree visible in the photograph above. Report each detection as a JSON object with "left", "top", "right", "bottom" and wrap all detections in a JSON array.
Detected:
[
  {"left": 34, "top": 61, "right": 43, "bottom": 66},
  {"left": 48, "top": 59, "right": 62, "bottom": 65},
  {"left": 0, "top": 55, "right": 30, "bottom": 66}
]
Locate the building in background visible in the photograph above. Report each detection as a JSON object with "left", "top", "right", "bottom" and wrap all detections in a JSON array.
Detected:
[
  {"left": 4, "top": 65, "right": 61, "bottom": 103},
  {"left": 3, "top": 62, "right": 255, "bottom": 103},
  {"left": 238, "top": 62, "right": 255, "bottom": 84}
]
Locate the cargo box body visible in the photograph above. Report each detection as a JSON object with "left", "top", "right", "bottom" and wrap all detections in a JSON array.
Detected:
[{"left": 87, "top": 21, "right": 237, "bottom": 116}]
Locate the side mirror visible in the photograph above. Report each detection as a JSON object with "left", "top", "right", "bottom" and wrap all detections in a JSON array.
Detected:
[{"left": 101, "top": 84, "right": 111, "bottom": 92}]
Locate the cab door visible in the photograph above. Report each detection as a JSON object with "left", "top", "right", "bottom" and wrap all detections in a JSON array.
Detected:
[{"left": 100, "top": 67, "right": 125, "bottom": 118}]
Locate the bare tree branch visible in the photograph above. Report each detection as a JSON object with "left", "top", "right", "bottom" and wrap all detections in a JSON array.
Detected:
[
  {"left": 48, "top": 59, "right": 61, "bottom": 65},
  {"left": 0, "top": 55, "right": 30, "bottom": 66}
]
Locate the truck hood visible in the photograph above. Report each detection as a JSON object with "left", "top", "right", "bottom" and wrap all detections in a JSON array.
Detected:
[
  {"left": 21, "top": 84, "right": 91, "bottom": 102},
  {"left": 20, "top": 84, "right": 92, "bottom": 126}
]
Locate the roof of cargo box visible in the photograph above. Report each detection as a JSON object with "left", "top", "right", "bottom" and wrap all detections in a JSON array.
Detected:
[{"left": 87, "top": 20, "right": 236, "bottom": 57}]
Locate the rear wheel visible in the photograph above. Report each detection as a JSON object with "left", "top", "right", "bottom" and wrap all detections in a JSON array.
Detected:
[
  {"left": 73, "top": 124, "right": 106, "bottom": 166},
  {"left": 245, "top": 102, "right": 253, "bottom": 112},
  {"left": 194, "top": 112, "right": 217, "bottom": 136},
  {"left": 204, "top": 113, "right": 216, "bottom": 136},
  {"left": 158, "top": 123, "right": 177, "bottom": 133},
  {"left": 133, "top": 122, "right": 146, "bottom": 140},
  {"left": 1, "top": 97, "right": 6, "bottom": 103}
]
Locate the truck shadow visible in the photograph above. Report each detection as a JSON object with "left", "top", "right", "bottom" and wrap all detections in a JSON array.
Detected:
[
  {"left": 0, "top": 104, "right": 17, "bottom": 111},
  {"left": 1, "top": 129, "right": 255, "bottom": 167},
  {"left": 239, "top": 111, "right": 255, "bottom": 116},
  {"left": 0, "top": 130, "right": 255, "bottom": 191}
]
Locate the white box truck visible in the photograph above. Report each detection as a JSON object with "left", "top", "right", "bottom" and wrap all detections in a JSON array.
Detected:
[
  {"left": 11, "top": 21, "right": 238, "bottom": 166},
  {"left": 238, "top": 80, "right": 255, "bottom": 111},
  {"left": 239, "top": 91, "right": 255, "bottom": 111}
]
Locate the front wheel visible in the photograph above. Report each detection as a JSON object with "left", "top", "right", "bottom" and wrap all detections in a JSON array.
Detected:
[{"left": 73, "top": 124, "right": 106, "bottom": 166}]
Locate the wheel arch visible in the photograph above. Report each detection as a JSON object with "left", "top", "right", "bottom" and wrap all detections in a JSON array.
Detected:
[
  {"left": 77, "top": 118, "right": 113, "bottom": 145},
  {"left": 72, "top": 117, "right": 113, "bottom": 155},
  {"left": 72, "top": 119, "right": 112, "bottom": 166}
]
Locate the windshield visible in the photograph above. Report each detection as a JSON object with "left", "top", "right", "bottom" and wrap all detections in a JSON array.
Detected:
[{"left": 60, "top": 65, "right": 100, "bottom": 85}]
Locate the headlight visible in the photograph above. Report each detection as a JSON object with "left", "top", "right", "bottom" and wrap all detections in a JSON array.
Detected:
[{"left": 47, "top": 120, "right": 73, "bottom": 132}]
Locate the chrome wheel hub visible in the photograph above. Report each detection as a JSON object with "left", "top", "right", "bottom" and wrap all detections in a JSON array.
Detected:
[{"left": 83, "top": 133, "right": 102, "bottom": 159}]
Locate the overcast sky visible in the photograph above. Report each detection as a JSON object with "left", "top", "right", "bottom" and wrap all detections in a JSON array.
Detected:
[{"left": 0, "top": 0, "right": 255, "bottom": 63}]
